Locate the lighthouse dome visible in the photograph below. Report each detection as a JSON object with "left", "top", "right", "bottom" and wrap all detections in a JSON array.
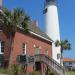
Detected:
[
  {"left": 45, "top": 0, "right": 56, "bottom": 7},
  {"left": 46, "top": 0, "right": 55, "bottom": 3}
]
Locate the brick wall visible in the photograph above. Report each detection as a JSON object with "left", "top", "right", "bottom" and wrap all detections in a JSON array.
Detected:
[
  {"left": 0, "top": 31, "right": 14, "bottom": 67},
  {"left": 11, "top": 31, "right": 52, "bottom": 64}
]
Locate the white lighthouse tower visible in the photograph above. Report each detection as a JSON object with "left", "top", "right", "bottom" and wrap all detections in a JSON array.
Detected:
[{"left": 44, "top": 0, "right": 61, "bottom": 63}]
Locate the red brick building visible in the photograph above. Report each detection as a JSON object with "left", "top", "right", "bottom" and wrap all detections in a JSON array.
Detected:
[
  {"left": 0, "top": 23, "right": 65, "bottom": 75},
  {"left": 0, "top": 23, "right": 53, "bottom": 73}
]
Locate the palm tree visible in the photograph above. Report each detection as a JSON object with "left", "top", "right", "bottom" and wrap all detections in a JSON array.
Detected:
[
  {"left": 55, "top": 40, "right": 71, "bottom": 65},
  {"left": 0, "top": 8, "right": 30, "bottom": 67},
  {"left": 0, "top": 7, "right": 30, "bottom": 36}
]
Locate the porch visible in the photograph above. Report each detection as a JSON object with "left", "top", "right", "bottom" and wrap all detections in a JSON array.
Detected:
[{"left": 17, "top": 54, "right": 65, "bottom": 75}]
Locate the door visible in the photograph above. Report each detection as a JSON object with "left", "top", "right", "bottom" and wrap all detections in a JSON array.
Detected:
[
  {"left": 35, "top": 47, "right": 39, "bottom": 55},
  {"left": 35, "top": 47, "right": 40, "bottom": 61}
]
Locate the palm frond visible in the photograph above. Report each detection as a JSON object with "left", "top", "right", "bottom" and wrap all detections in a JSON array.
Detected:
[
  {"left": 0, "top": 7, "right": 31, "bottom": 36},
  {"left": 55, "top": 40, "right": 71, "bottom": 51}
]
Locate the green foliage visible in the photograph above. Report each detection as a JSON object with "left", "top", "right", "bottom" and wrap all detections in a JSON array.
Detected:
[
  {"left": 0, "top": 64, "right": 27, "bottom": 75},
  {"left": 55, "top": 40, "right": 71, "bottom": 53},
  {"left": 55, "top": 40, "right": 71, "bottom": 65},
  {"left": 0, "top": 7, "right": 30, "bottom": 33},
  {"left": 0, "top": 67, "right": 42, "bottom": 75},
  {"left": 8, "top": 64, "right": 24, "bottom": 75},
  {"left": 0, "top": 68, "right": 9, "bottom": 74},
  {"left": 30, "top": 71, "right": 41, "bottom": 75},
  {"left": 10, "top": 64, "right": 19, "bottom": 75},
  {"left": 66, "top": 71, "right": 75, "bottom": 75}
]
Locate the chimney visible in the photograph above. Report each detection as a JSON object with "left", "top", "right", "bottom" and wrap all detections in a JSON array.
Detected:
[
  {"left": 0, "top": 0, "right": 2, "bottom": 9},
  {"left": 33, "top": 20, "right": 38, "bottom": 27}
]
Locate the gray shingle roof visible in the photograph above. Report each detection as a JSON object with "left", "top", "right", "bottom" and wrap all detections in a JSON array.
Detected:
[
  {"left": 0, "top": 22, "right": 53, "bottom": 42},
  {"left": 27, "top": 24, "right": 53, "bottom": 42}
]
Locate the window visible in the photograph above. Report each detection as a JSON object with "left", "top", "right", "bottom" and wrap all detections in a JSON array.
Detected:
[
  {"left": 43, "top": 8, "right": 47, "bottom": 14},
  {"left": 57, "top": 53, "right": 60, "bottom": 59},
  {"left": 0, "top": 41, "right": 5, "bottom": 53},
  {"left": 69, "top": 62, "right": 72, "bottom": 65},
  {"left": 0, "top": 27, "right": 2, "bottom": 32},
  {"left": 46, "top": 49, "right": 48, "bottom": 55},
  {"left": 1, "top": 42, "right": 5, "bottom": 52},
  {"left": 35, "top": 47, "right": 39, "bottom": 55},
  {"left": 22, "top": 43, "right": 26, "bottom": 54}
]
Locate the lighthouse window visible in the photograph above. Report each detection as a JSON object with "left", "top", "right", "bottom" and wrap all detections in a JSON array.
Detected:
[
  {"left": 43, "top": 8, "right": 47, "bottom": 14},
  {"left": 57, "top": 53, "right": 60, "bottom": 59}
]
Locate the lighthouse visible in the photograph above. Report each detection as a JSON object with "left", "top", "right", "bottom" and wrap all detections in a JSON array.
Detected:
[{"left": 44, "top": 0, "right": 61, "bottom": 63}]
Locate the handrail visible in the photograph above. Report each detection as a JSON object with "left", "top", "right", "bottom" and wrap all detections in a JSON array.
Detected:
[
  {"left": 17, "top": 54, "right": 65, "bottom": 75},
  {"left": 34, "top": 54, "right": 65, "bottom": 75}
]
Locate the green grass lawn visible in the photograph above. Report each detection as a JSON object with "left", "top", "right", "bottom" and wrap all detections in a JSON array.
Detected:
[{"left": 66, "top": 71, "right": 75, "bottom": 75}]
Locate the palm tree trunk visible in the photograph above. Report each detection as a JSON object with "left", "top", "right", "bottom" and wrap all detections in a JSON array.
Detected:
[
  {"left": 60, "top": 48, "right": 63, "bottom": 66},
  {"left": 9, "top": 34, "right": 14, "bottom": 66}
]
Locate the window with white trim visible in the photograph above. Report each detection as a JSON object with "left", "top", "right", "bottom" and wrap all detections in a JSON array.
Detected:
[{"left": 22, "top": 43, "right": 26, "bottom": 54}]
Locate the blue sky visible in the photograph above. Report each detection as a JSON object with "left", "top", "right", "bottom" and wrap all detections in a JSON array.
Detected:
[{"left": 3, "top": 0, "right": 75, "bottom": 58}]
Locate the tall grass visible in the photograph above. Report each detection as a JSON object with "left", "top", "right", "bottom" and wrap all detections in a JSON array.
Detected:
[
  {"left": 30, "top": 71, "right": 41, "bottom": 75},
  {"left": 0, "top": 64, "right": 25, "bottom": 75},
  {"left": 0, "top": 68, "right": 9, "bottom": 74},
  {"left": 0, "top": 65, "right": 42, "bottom": 75}
]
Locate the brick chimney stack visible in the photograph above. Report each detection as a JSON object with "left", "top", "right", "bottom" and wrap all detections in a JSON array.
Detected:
[
  {"left": 0, "top": 0, "right": 2, "bottom": 9},
  {"left": 33, "top": 20, "right": 38, "bottom": 27}
]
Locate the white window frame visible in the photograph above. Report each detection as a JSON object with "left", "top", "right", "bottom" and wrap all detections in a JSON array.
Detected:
[{"left": 22, "top": 43, "right": 27, "bottom": 55}]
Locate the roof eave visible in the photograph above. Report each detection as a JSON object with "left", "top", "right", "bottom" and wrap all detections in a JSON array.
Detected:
[
  {"left": 17, "top": 26, "right": 53, "bottom": 43},
  {"left": 29, "top": 30, "right": 53, "bottom": 43}
]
